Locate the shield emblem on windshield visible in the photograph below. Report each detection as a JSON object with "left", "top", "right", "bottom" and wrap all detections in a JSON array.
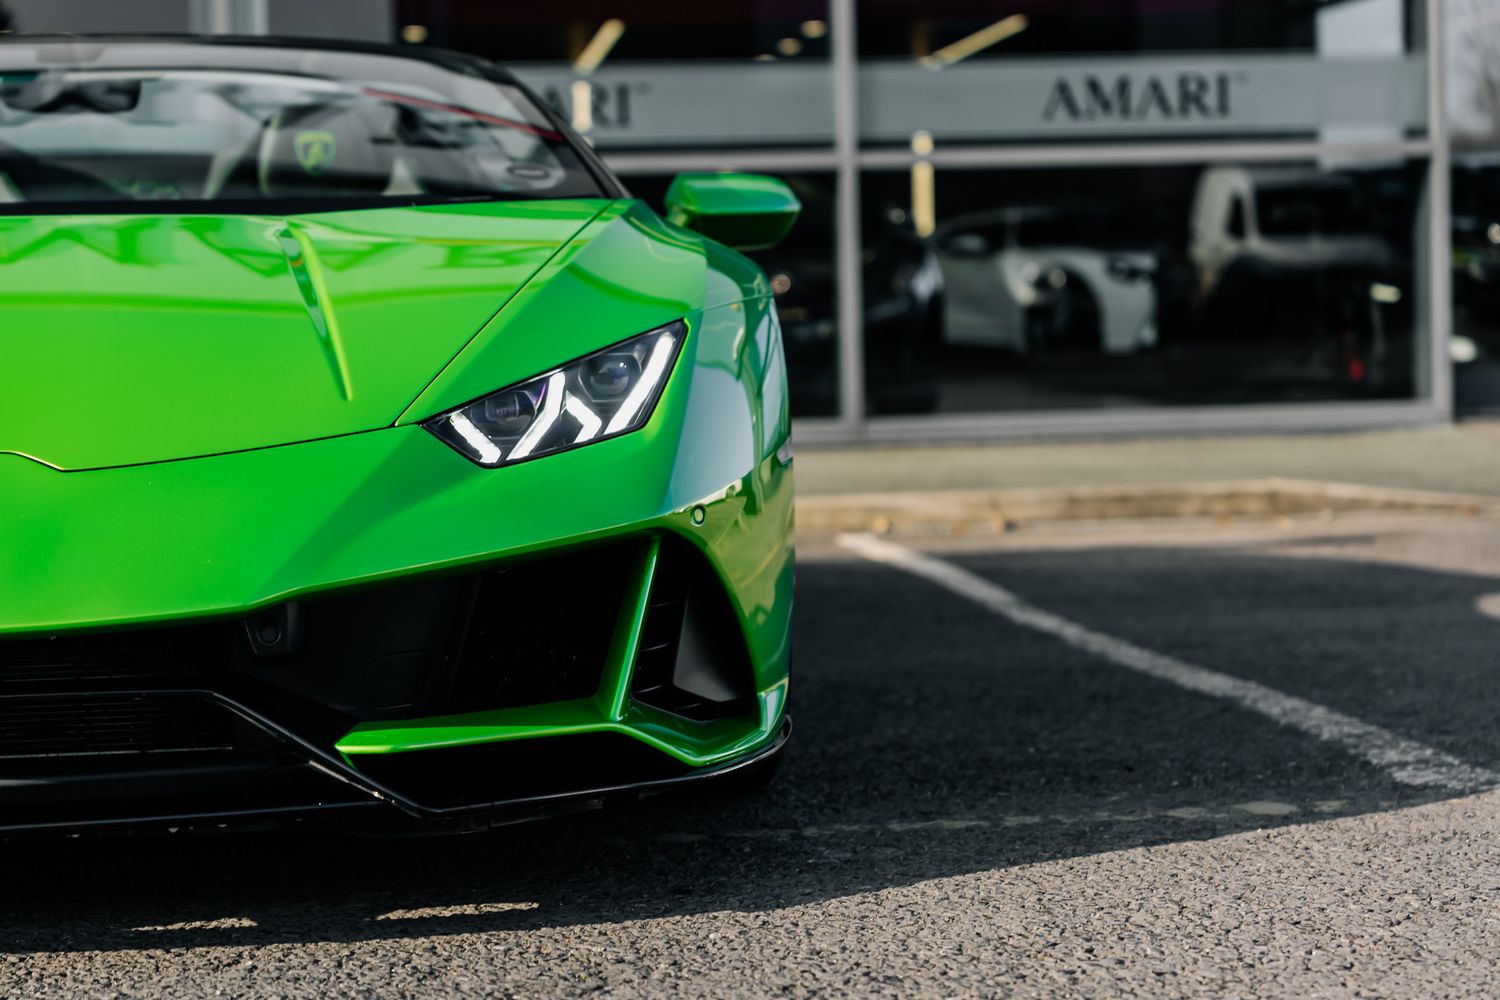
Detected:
[{"left": 294, "top": 130, "right": 336, "bottom": 176}]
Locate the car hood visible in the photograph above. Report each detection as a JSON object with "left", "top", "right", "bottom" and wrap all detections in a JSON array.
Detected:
[{"left": 0, "top": 198, "right": 612, "bottom": 470}]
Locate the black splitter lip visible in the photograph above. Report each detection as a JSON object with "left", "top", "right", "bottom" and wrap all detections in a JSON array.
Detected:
[{"left": 0, "top": 687, "right": 791, "bottom": 836}]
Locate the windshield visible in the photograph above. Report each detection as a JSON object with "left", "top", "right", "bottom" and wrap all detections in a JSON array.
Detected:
[{"left": 0, "top": 40, "right": 604, "bottom": 213}]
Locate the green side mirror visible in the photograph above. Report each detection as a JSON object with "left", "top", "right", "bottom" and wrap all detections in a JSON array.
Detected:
[{"left": 663, "top": 173, "right": 801, "bottom": 251}]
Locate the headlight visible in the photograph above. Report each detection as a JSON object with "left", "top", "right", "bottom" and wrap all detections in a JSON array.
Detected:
[{"left": 424, "top": 321, "right": 684, "bottom": 467}]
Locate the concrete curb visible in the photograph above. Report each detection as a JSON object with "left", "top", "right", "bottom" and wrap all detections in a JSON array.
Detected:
[{"left": 795, "top": 478, "right": 1500, "bottom": 535}]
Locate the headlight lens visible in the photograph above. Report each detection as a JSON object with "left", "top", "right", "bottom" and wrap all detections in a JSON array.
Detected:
[{"left": 424, "top": 321, "right": 684, "bottom": 467}]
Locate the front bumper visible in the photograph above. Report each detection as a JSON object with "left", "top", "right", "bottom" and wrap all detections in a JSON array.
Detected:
[
  {"left": 0, "top": 300, "right": 794, "bottom": 832},
  {"left": 0, "top": 534, "right": 788, "bottom": 833}
]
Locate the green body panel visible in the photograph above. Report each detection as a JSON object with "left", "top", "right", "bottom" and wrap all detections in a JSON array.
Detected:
[
  {"left": 0, "top": 199, "right": 608, "bottom": 470},
  {"left": 664, "top": 173, "right": 801, "bottom": 252},
  {"left": 0, "top": 194, "right": 795, "bottom": 766},
  {"left": 399, "top": 199, "right": 768, "bottom": 421},
  {"left": 334, "top": 688, "right": 788, "bottom": 768}
]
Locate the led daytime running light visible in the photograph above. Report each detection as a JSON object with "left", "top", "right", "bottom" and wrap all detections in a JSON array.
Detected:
[{"left": 424, "top": 321, "right": 684, "bottom": 468}]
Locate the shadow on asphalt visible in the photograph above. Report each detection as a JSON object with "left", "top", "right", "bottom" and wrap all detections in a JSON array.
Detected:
[{"left": 6, "top": 547, "right": 1493, "bottom": 954}]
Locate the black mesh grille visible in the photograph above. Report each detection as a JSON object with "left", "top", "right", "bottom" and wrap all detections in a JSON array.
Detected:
[
  {"left": 0, "top": 628, "right": 216, "bottom": 689},
  {"left": 0, "top": 697, "right": 234, "bottom": 759}
]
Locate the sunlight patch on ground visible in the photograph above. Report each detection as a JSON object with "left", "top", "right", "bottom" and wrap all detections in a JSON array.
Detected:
[{"left": 373, "top": 902, "right": 540, "bottom": 922}]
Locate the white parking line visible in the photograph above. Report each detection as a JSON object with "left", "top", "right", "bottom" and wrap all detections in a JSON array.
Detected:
[
  {"left": 373, "top": 902, "right": 539, "bottom": 922},
  {"left": 131, "top": 917, "right": 258, "bottom": 932},
  {"left": 837, "top": 532, "right": 1500, "bottom": 794}
]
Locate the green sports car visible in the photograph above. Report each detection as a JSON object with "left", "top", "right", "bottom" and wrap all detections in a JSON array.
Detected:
[{"left": 0, "top": 36, "right": 797, "bottom": 833}]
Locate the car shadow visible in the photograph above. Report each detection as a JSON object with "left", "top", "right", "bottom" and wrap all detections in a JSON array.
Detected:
[{"left": 4, "top": 547, "right": 1493, "bottom": 955}]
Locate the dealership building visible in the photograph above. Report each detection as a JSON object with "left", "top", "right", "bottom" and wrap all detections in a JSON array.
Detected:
[{"left": 11, "top": 0, "right": 1496, "bottom": 444}]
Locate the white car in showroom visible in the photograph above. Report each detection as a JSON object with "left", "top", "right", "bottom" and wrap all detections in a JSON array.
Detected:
[{"left": 935, "top": 206, "right": 1159, "bottom": 355}]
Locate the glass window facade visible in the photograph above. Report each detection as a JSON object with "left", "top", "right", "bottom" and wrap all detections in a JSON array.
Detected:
[
  {"left": 392, "top": 0, "right": 1444, "bottom": 430},
  {"left": 396, "top": 0, "right": 836, "bottom": 151},
  {"left": 863, "top": 159, "right": 1427, "bottom": 414},
  {"left": 3, "top": 0, "right": 1457, "bottom": 433},
  {"left": 396, "top": 0, "right": 833, "bottom": 63},
  {"left": 856, "top": 0, "right": 1423, "bottom": 58},
  {"left": 857, "top": 0, "right": 1426, "bottom": 147},
  {"left": 1453, "top": 154, "right": 1500, "bottom": 414}
]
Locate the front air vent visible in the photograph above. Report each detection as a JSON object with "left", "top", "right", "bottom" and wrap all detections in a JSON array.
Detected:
[
  {"left": 448, "top": 542, "right": 637, "bottom": 712},
  {"left": 0, "top": 627, "right": 219, "bottom": 690},
  {"left": 630, "top": 539, "right": 757, "bottom": 722},
  {"left": 0, "top": 695, "right": 234, "bottom": 759}
]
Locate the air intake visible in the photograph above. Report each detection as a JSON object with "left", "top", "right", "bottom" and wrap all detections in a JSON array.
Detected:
[
  {"left": 630, "top": 539, "right": 757, "bottom": 722},
  {"left": 0, "top": 695, "right": 234, "bottom": 759}
]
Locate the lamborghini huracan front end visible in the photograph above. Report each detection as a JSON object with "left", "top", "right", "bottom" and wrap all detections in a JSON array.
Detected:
[{"left": 0, "top": 36, "right": 796, "bottom": 833}]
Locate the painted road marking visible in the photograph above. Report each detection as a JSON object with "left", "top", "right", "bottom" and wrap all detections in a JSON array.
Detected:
[
  {"left": 1476, "top": 593, "right": 1500, "bottom": 621},
  {"left": 837, "top": 532, "right": 1500, "bottom": 794},
  {"left": 132, "top": 917, "right": 258, "bottom": 932},
  {"left": 1233, "top": 800, "right": 1298, "bottom": 816},
  {"left": 373, "top": 902, "right": 539, "bottom": 922}
]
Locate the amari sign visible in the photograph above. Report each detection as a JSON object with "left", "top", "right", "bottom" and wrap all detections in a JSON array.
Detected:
[
  {"left": 861, "top": 54, "right": 1425, "bottom": 142},
  {"left": 1041, "top": 72, "right": 1238, "bottom": 123},
  {"left": 515, "top": 55, "right": 1425, "bottom": 149}
]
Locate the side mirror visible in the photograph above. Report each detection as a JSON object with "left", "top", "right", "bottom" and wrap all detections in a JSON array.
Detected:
[{"left": 664, "top": 173, "right": 800, "bottom": 251}]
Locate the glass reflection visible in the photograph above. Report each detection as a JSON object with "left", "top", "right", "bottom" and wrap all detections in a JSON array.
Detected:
[
  {"left": 865, "top": 160, "right": 1423, "bottom": 414},
  {"left": 396, "top": 0, "right": 831, "bottom": 63},
  {"left": 858, "top": 0, "right": 1419, "bottom": 59},
  {"left": 1453, "top": 155, "right": 1500, "bottom": 415}
]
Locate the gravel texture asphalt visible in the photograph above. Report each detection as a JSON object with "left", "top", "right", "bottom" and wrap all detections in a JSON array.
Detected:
[{"left": 5, "top": 514, "right": 1500, "bottom": 998}]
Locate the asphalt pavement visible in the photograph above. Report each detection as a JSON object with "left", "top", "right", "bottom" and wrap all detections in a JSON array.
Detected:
[{"left": 6, "top": 514, "right": 1500, "bottom": 997}]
